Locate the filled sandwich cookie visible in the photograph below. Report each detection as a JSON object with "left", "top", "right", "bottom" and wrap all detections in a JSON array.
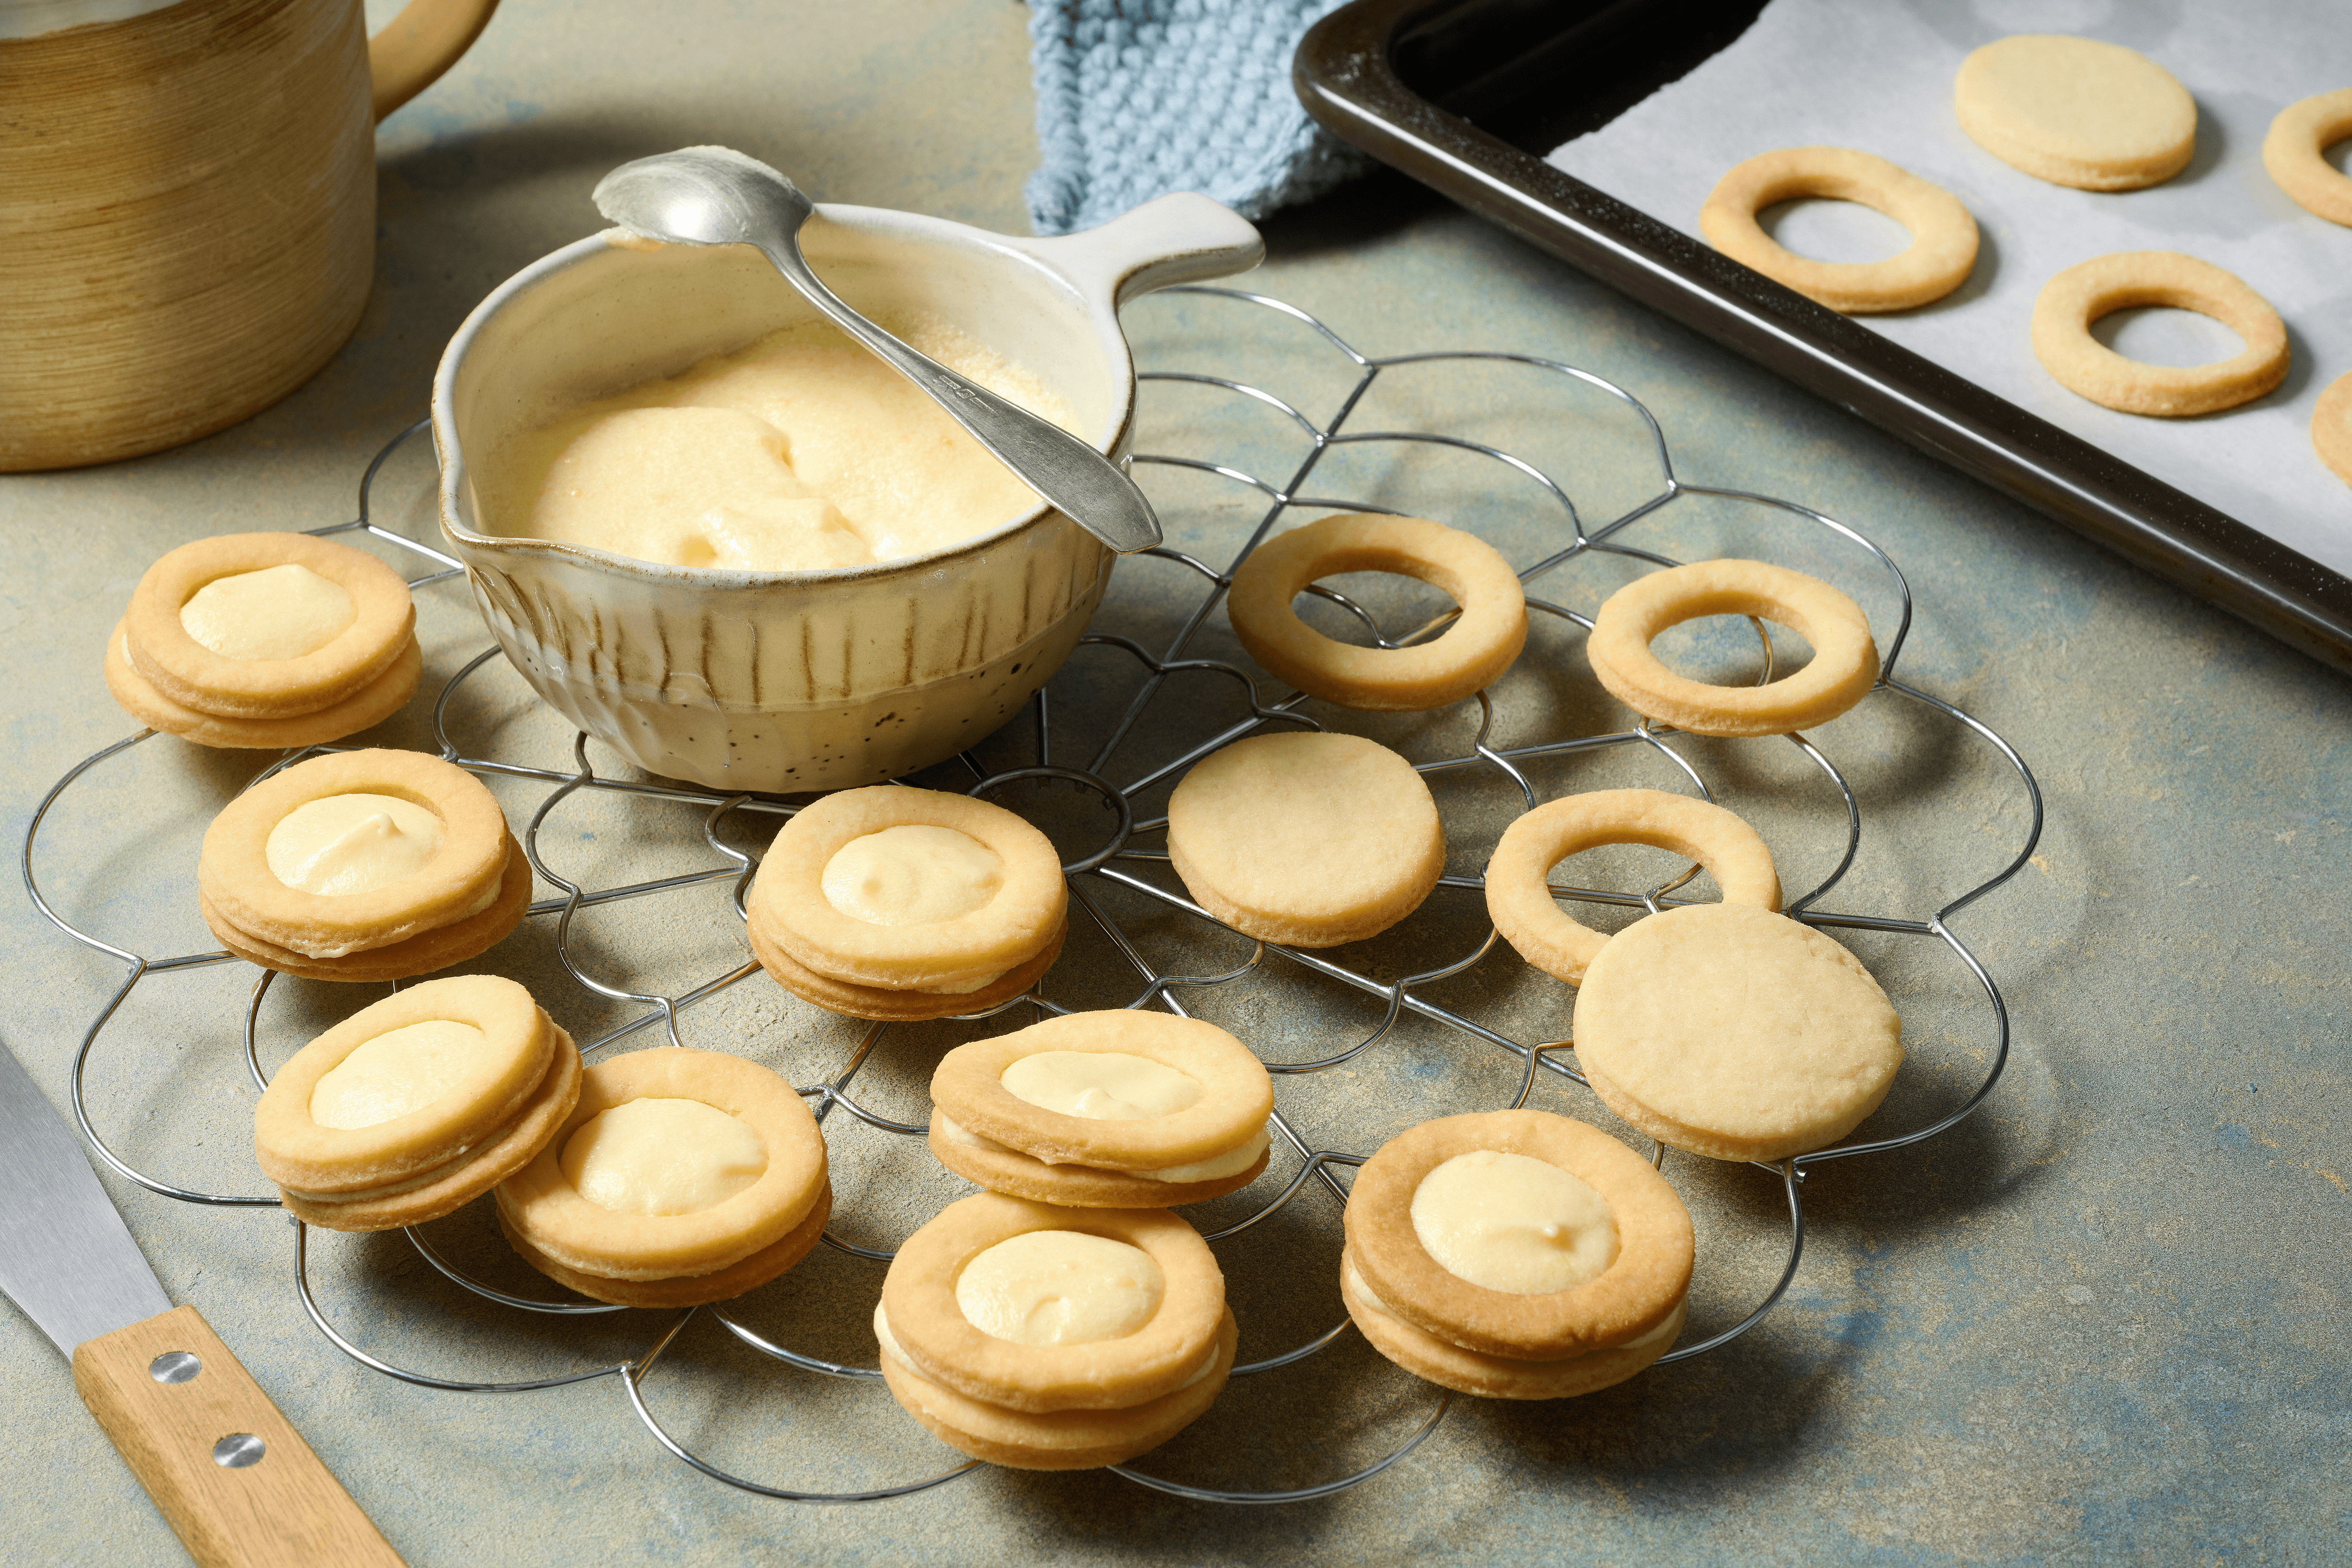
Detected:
[
  {"left": 747, "top": 785, "right": 1067, "bottom": 1020},
  {"left": 928, "top": 1011, "right": 1274, "bottom": 1208},
  {"left": 106, "top": 532, "right": 421, "bottom": 748},
  {"left": 496, "top": 1047, "right": 831, "bottom": 1308},
  {"left": 1342, "top": 1110, "right": 1693, "bottom": 1400},
  {"left": 253, "top": 975, "right": 581, "bottom": 1232},
  {"left": 875, "top": 1193, "right": 1235, "bottom": 1469},
  {"left": 198, "top": 748, "right": 530, "bottom": 982}
]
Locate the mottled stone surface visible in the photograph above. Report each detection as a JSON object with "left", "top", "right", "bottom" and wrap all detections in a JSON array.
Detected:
[{"left": 3, "top": 2, "right": 2345, "bottom": 1565}]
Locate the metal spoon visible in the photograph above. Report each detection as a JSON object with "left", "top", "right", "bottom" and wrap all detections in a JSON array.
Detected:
[{"left": 592, "top": 145, "right": 1162, "bottom": 554}]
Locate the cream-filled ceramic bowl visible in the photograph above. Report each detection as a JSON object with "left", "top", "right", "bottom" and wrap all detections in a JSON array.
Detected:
[{"left": 432, "top": 193, "right": 1262, "bottom": 791}]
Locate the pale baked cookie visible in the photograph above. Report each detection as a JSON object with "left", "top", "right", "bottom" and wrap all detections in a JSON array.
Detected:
[
  {"left": 1341, "top": 1110, "right": 1692, "bottom": 1398},
  {"left": 1166, "top": 731, "right": 1444, "bottom": 947},
  {"left": 2263, "top": 89, "right": 2352, "bottom": 226},
  {"left": 875, "top": 1193, "right": 1232, "bottom": 1468},
  {"left": 197, "top": 748, "right": 528, "bottom": 981},
  {"left": 253, "top": 975, "right": 581, "bottom": 1233},
  {"left": 2314, "top": 372, "right": 2352, "bottom": 489},
  {"left": 1955, "top": 35, "right": 2196, "bottom": 191},
  {"left": 746, "top": 785, "right": 1066, "bottom": 1015},
  {"left": 2031, "top": 252, "right": 2289, "bottom": 417},
  {"left": 496, "top": 1047, "right": 830, "bottom": 1307},
  {"left": 928, "top": 1010, "right": 1274, "bottom": 1207},
  {"left": 107, "top": 532, "right": 421, "bottom": 746},
  {"left": 1572, "top": 902, "right": 1902, "bottom": 1162},
  {"left": 1587, "top": 559, "right": 1880, "bottom": 737},
  {"left": 1700, "top": 147, "right": 1978, "bottom": 313},
  {"left": 1225, "top": 513, "right": 1528, "bottom": 711},
  {"left": 744, "top": 907, "right": 1067, "bottom": 1023},
  {"left": 1485, "top": 788, "right": 1780, "bottom": 987}
]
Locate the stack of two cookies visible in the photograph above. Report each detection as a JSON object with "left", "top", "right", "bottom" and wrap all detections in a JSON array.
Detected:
[
  {"left": 107, "top": 533, "right": 422, "bottom": 748},
  {"left": 1341, "top": 1110, "right": 1694, "bottom": 1401},
  {"left": 199, "top": 749, "right": 531, "bottom": 982},
  {"left": 253, "top": 976, "right": 581, "bottom": 1232},
  {"left": 747, "top": 786, "right": 1067, "bottom": 1020},
  {"left": 873, "top": 1010, "right": 1274, "bottom": 1468}
]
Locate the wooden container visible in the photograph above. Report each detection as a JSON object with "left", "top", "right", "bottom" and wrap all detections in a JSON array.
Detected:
[{"left": 0, "top": 0, "right": 497, "bottom": 471}]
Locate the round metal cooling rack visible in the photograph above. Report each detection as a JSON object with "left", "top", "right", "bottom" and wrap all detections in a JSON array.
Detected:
[{"left": 22, "top": 287, "right": 2042, "bottom": 1508}]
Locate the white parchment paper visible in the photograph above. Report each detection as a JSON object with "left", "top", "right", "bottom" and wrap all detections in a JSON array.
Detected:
[{"left": 1546, "top": 0, "right": 2352, "bottom": 578}]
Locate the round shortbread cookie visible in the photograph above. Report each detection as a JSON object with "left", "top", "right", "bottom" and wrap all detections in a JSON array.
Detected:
[
  {"left": 1343, "top": 1110, "right": 1693, "bottom": 1361},
  {"left": 106, "top": 624, "right": 421, "bottom": 749},
  {"left": 926, "top": 1109, "right": 1271, "bottom": 1209},
  {"left": 1573, "top": 902, "right": 1903, "bottom": 1162},
  {"left": 877, "top": 1304, "right": 1236, "bottom": 1470},
  {"left": 1587, "top": 558, "right": 1880, "bottom": 738},
  {"left": 499, "top": 1182, "right": 833, "bottom": 1308},
  {"left": 1955, "top": 35, "right": 2196, "bottom": 191},
  {"left": 278, "top": 1026, "right": 583, "bottom": 1233},
  {"left": 1224, "top": 513, "right": 1528, "bottom": 711},
  {"left": 1166, "top": 731, "right": 1445, "bottom": 948},
  {"left": 201, "top": 832, "right": 531, "bottom": 983},
  {"left": 746, "top": 909, "right": 1065, "bottom": 1021},
  {"left": 2316, "top": 372, "right": 2352, "bottom": 489},
  {"left": 2030, "top": 251, "right": 2289, "bottom": 418},
  {"left": 881, "top": 1193, "right": 1225, "bottom": 1413},
  {"left": 1485, "top": 788, "right": 1781, "bottom": 987},
  {"left": 1342, "top": 1250, "right": 1686, "bottom": 1400},
  {"left": 1700, "top": 146, "right": 1979, "bottom": 314},
  {"left": 497, "top": 1047, "right": 828, "bottom": 1281},
  {"left": 2263, "top": 88, "right": 2352, "bottom": 226},
  {"left": 930, "top": 1011, "right": 1273, "bottom": 1173}
]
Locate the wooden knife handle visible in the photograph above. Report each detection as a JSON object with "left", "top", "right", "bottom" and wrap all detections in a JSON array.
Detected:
[{"left": 71, "top": 1305, "right": 405, "bottom": 1568}]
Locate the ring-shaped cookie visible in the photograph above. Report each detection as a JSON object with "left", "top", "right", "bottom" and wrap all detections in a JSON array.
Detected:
[
  {"left": 124, "top": 533, "right": 417, "bottom": 719},
  {"left": 202, "top": 831, "right": 531, "bottom": 983},
  {"left": 254, "top": 976, "right": 552, "bottom": 1195},
  {"left": 1485, "top": 788, "right": 1780, "bottom": 987},
  {"left": 930, "top": 1011, "right": 1274, "bottom": 1172},
  {"left": 2263, "top": 89, "right": 2352, "bottom": 226},
  {"left": 279, "top": 1027, "right": 583, "bottom": 1232},
  {"left": 882, "top": 1193, "right": 1225, "bottom": 1413},
  {"left": 499, "top": 1182, "right": 834, "bottom": 1308},
  {"left": 199, "top": 749, "right": 510, "bottom": 958},
  {"left": 2030, "top": 252, "right": 2290, "bottom": 417},
  {"left": 106, "top": 623, "right": 422, "bottom": 749},
  {"left": 748, "top": 786, "right": 1066, "bottom": 989},
  {"left": 926, "top": 1109, "right": 1272, "bottom": 1209},
  {"left": 746, "top": 911, "right": 1067, "bottom": 1021},
  {"left": 1224, "top": 513, "right": 1528, "bottom": 712},
  {"left": 1342, "top": 1252, "right": 1685, "bottom": 1400},
  {"left": 1343, "top": 1110, "right": 1693, "bottom": 1361},
  {"left": 496, "top": 1047, "right": 828, "bottom": 1281},
  {"left": 1699, "top": 147, "right": 1979, "bottom": 314},
  {"left": 877, "top": 1303, "right": 1237, "bottom": 1470},
  {"left": 2315, "top": 371, "right": 2352, "bottom": 490},
  {"left": 1587, "top": 559, "right": 1881, "bottom": 737}
]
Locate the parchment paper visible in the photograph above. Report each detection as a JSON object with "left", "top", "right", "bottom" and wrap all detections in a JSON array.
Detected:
[{"left": 1546, "top": 0, "right": 2352, "bottom": 579}]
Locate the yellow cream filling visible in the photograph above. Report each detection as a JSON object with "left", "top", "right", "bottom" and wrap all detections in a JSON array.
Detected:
[
  {"left": 1407, "top": 1149, "right": 1619, "bottom": 1295},
  {"left": 953, "top": 1230, "right": 1163, "bottom": 1346},
  {"left": 820, "top": 824, "right": 1003, "bottom": 926},
  {"left": 999, "top": 1051, "right": 1202, "bottom": 1121},
  {"left": 178, "top": 563, "right": 356, "bottom": 661},
  {"left": 265, "top": 793, "right": 445, "bottom": 896},
  {"left": 559, "top": 1098, "right": 767, "bottom": 1216},
  {"left": 307, "top": 1019, "right": 485, "bottom": 1130},
  {"left": 873, "top": 1301, "right": 1219, "bottom": 1390}
]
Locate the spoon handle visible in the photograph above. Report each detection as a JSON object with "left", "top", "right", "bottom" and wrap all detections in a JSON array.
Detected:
[{"left": 755, "top": 241, "right": 1163, "bottom": 555}]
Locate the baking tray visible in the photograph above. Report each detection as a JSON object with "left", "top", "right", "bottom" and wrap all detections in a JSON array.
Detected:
[{"left": 1294, "top": 0, "right": 2352, "bottom": 678}]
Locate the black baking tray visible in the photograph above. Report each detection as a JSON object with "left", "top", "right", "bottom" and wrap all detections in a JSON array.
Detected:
[{"left": 1294, "top": 0, "right": 2352, "bottom": 678}]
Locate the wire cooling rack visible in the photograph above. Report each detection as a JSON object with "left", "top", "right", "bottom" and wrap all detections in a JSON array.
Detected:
[{"left": 22, "top": 287, "right": 2042, "bottom": 1509}]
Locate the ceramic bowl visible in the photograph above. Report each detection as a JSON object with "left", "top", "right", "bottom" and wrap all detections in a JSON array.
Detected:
[{"left": 431, "top": 192, "right": 1262, "bottom": 792}]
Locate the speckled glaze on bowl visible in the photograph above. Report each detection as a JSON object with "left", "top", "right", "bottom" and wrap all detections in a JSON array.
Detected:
[{"left": 431, "top": 192, "right": 1262, "bottom": 792}]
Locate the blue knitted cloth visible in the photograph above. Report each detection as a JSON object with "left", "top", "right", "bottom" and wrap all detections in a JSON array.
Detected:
[{"left": 1025, "top": 0, "right": 1371, "bottom": 236}]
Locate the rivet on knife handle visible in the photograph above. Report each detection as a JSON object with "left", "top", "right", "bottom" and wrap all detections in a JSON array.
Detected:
[{"left": 72, "top": 1305, "right": 405, "bottom": 1568}]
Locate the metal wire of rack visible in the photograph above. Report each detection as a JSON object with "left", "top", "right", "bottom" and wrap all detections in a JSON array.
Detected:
[{"left": 21, "top": 287, "right": 2042, "bottom": 1509}]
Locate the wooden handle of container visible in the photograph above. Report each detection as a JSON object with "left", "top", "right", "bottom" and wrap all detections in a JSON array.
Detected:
[
  {"left": 368, "top": 0, "right": 501, "bottom": 122},
  {"left": 72, "top": 1305, "right": 405, "bottom": 1568}
]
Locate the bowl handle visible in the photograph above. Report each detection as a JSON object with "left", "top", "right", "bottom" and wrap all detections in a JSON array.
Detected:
[
  {"left": 1009, "top": 193, "right": 1265, "bottom": 309},
  {"left": 371, "top": 0, "right": 501, "bottom": 121}
]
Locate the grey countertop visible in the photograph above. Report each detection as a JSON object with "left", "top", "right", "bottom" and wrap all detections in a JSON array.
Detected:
[{"left": 5, "top": 3, "right": 2346, "bottom": 1564}]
